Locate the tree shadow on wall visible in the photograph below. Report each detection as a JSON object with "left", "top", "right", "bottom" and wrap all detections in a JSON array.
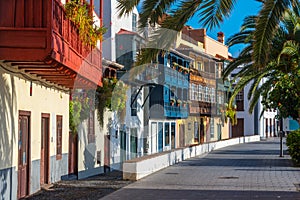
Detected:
[{"left": 0, "top": 70, "right": 17, "bottom": 199}]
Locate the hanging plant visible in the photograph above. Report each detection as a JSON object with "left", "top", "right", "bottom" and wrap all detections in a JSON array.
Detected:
[
  {"left": 111, "top": 81, "right": 128, "bottom": 123},
  {"left": 224, "top": 103, "right": 237, "bottom": 125},
  {"left": 95, "top": 78, "right": 128, "bottom": 127},
  {"left": 65, "top": 0, "right": 107, "bottom": 47}
]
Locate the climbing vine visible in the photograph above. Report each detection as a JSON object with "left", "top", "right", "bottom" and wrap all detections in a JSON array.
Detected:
[{"left": 69, "top": 95, "right": 92, "bottom": 135}]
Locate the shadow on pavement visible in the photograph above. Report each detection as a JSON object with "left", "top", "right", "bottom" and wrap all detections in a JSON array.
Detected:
[{"left": 104, "top": 188, "right": 300, "bottom": 200}]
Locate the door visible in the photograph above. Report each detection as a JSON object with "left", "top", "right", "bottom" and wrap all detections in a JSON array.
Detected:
[
  {"left": 232, "top": 118, "right": 244, "bottom": 138},
  {"left": 179, "top": 124, "right": 185, "bottom": 147},
  {"left": 104, "top": 135, "right": 110, "bottom": 172},
  {"left": 40, "top": 114, "right": 50, "bottom": 185},
  {"left": 68, "top": 133, "right": 78, "bottom": 175},
  {"left": 200, "top": 118, "right": 205, "bottom": 144},
  {"left": 18, "top": 111, "right": 31, "bottom": 199},
  {"left": 130, "top": 128, "right": 137, "bottom": 159},
  {"left": 120, "top": 130, "right": 126, "bottom": 162},
  {"left": 217, "top": 124, "right": 222, "bottom": 140},
  {"left": 158, "top": 123, "right": 163, "bottom": 152},
  {"left": 171, "top": 123, "right": 176, "bottom": 149}
]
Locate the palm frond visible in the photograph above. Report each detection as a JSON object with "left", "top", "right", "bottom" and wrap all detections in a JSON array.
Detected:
[
  {"left": 253, "top": 0, "right": 291, "bottom": 68},
  {"left": 117, "top": 0, "right": 141, "bottom": 17},
  {"left": 240, "top": 15, "right": 258, "bottom": 31},
  {"left": 162, "top": 0, "right": 204, "bottom": 31},
  {"left": 226, "top": 30, "right": 254, "bottom": 46},
  {"left": 138, "top": 0, "right": 178, "bottom": 28},
  {"left": 248, "top": 77, "right": 275, "bottom": 113},
  {"left": 278, "top": 40, "right": 300, "bottom": 62},
  {"left": 199, "top": 0, "right": 236, "bottom": 30}
]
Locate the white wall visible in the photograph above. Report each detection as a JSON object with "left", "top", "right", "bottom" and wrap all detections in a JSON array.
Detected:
[
  {"left": 103, "top": 0, "right": 139, "bottom": 61},
  {"left": 0, "top": 69, "right": 69, "bottom": 198},
  {"left": 232, "top": 68, "right": 277, "bottom": 138}
]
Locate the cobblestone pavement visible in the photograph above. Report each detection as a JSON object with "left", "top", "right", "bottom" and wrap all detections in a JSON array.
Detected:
[
  {"left": 23, "top": 171, "right": 133, "bottom": 200},
  {"left": 102, "top": 138, "right": 300, "bottom": 200}
]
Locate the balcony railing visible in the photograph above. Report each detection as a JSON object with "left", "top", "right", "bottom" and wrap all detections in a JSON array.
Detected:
[
  {"left": 164, "top": 103, "right": 188, "bottom": 118},
  {"left": 164, "top": 67, "right": 189, "bottom": 87}
]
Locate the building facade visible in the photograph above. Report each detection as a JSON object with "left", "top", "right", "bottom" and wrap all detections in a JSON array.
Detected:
[
  {"left": 0, "top": 0, "right": 103, "bottom": 198},
  {"left": 175, "top": 27, "right": 232, "bottom": 146},
  {"left": 230, "top": 67, "right": 278, "bottom": 138}
]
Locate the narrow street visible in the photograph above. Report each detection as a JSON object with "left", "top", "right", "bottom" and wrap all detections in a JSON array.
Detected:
[
  {"left": 25, "top": 138, "right": 300, "bottom": 200},
  {"left": 102, "top": 138, "right": 300, "bottom": 200}
]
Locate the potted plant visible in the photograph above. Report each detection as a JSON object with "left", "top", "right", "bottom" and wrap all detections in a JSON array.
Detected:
[
  {"left": 177, "top": 99, "right": 182, "bottom": 107},
  {"left": 170, "top": 98, "right": 175, "bottom": 106},
  {"left": 172, "top": 62, "right": 178, "bottom": 70},
  {"left": 183, "top": 69, "right": 189, "bottom": 74}
]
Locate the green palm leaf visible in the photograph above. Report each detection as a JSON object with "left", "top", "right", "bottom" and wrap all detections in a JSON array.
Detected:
[{"left": 253, "top": 0, "right": 292, "bottom": 69}]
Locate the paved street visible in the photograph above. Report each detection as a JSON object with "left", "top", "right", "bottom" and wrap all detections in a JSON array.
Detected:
[{"left": 102, "top": 138, "right": 300, "bottom": 200}]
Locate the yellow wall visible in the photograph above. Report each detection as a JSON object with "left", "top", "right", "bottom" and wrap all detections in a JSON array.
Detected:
[
  {"left": 204, "top": 36, "right": 228, "bottom": 58},
  {"left": 0, "top": 71, "right": 69, "bottom": 170},
  {"left": 177, "top": 115, "right": 230, "bottom": 147},
  {"left": 176, "top": 32, "right": 204, "bottom": 52}
]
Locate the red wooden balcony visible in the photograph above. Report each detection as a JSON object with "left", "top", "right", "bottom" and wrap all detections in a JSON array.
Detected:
[{"left": 0, "top": 0, "right": 102, "bottom": 88}]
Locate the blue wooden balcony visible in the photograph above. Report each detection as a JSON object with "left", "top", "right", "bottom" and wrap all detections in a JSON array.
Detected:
[
  {"left": 164, "top": 67, "right": 189, "bottom": 88},
  {"left": 164, "top": 102, "right": 188, "bottom": 118}
]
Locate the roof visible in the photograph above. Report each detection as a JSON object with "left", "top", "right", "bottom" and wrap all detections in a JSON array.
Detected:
[
  {"left": 117, "top": 28, "right": 146, "bottom": 40},
  {"left": 117, "top": 28, "right": 137, "bottom": 35},
  {"left": 102, "top": 58, "right": 124, "bottom": 69}
]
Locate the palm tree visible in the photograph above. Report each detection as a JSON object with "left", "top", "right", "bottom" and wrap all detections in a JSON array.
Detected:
[
  {"left": 117, "top": 0, "right": 297, "bottom": 67},
  {"left": 224, "top": 3, "right": 300, "bottom": 119}
]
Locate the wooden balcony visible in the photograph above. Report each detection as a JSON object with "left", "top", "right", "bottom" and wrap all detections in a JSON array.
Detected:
[
  {"left": 0, "top": 0, "right": 102, "bottom": 88},
  {"left": 190, "top": 101, "right": 216, "bottom": 116}
]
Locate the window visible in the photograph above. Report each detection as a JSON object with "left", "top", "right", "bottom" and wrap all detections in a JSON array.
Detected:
[
  {"left": 236, "top": 90, "right": 244, "bottom": 101},
  {"left": 189, "top": 83, "right": 192, "bottom": 100},
  {"left": 210, "top": 118, "right": 214, "bottom": 138},
  {"left": 216, "top": 63, "right": 223, "bottom": 78},
  {"left": 194, "top": 122, "right": 199, "bottom": 142},
  {"left": 198, "top": 85, "right": 202, "bottom": 101},
  {"left": 56, "top": 115, "right": 63, "bottom": 160},
  {"left": 236, "top": 89, "right": 244, "bottom": 111},
  {"left": 165, "top": 123, "right": 170, "bottom": 146},
  {"left": 192, "top": 84, "right": 197, "bottom": 100},
  {"left": 132, "top": 13, "right": 137, "bottom": 32},
  {"left": 88, "top": 110, "right": 95, "bottom": 143},
  {"left": 211, "top": 88, "right": 216, "bottom": 103},
  {"left": 205, "top": 87, "right": 209, "bottom": 102},
  {"left": 131, "top": 88, "right": 138, "bottom": 116},
  {"left": 171, "top": 123, "right": 176, "bottom": 149}
]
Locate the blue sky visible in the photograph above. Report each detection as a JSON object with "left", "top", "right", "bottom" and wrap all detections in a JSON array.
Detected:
[
  {"left": 186, "top": 1, "right": 262, "bottom": 57},
  {"left": 138, "top": 1, "right": 262, "bottom": 57}
]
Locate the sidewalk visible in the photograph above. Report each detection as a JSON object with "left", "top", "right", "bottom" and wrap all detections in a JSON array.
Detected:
[
  {"left": 102, "top": 138, "right": 300, "bottom": 200},
  {"left": 24, "top": 138, "right": 300, "bottom": 200},
  {"left": 24, "top": 171, "right": 133, "bottom": 200}
]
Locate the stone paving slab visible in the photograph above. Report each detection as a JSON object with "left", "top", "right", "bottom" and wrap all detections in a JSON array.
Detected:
[{"left": 101, "top": 138, "right": 300, "bottom": 200}]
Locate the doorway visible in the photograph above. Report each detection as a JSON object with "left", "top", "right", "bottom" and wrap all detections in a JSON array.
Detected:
[
  {"left": 18, "top": 111, "right": 31, "bottom": 199},
  {"left": 200, "top": 118, "right": 204, "bottom": 144},
  {"left": 104, "top": 135, "right": 110, "bottom": 172},
  {"left": 40, "top": 114, "right": 50, "bottom": 185},
  {"left": 68, "top": 133, "right": 78, "bottom": 175},
  {"left": 179, "top": 124, "right": 185, "bottom": 147}
]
